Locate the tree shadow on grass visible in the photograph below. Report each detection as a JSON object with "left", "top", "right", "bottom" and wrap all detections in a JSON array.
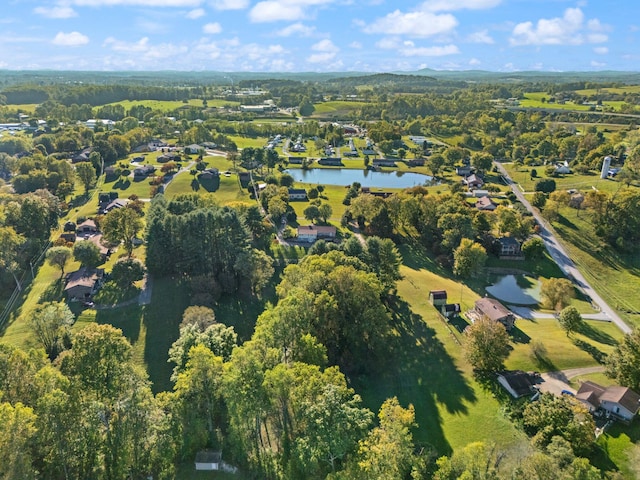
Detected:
[
  {"left": 509, "top": 325, "right": 531, "bottom": 344},
  {"left": 353, "top": 296, "right": 477, "bottom": 457},
  {"left": 200, "top": 177, "right": 220, "bottom": 192},
  {"left": 191, "top": 178, "right": 200, "bottom": 191},
  {"left": 572, "top": 338, "right": 607, "bottom": 364},
  {"left": 39, "top": 279, "right": 64, "bottom": 303},
  {"left": 95, "top": 304, "right": 143, "bottom": 350},
  {"left": 577, "top": 322, "right": 617, "bottom": 346},
  {"left": 113, "top": 178, "right": 131, "bottom": 190}
]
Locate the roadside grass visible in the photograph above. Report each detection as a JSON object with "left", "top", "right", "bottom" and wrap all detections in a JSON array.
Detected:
[{"left": 568, "top": 371, "right": 614, "bottom": 389}]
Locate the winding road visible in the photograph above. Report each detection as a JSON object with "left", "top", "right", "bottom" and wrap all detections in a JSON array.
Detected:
[
  {"left": 538, "top": 366, "right": 606, "bottom": 395},
  {"left": 494, "top": 162, "right": 631, "bottom": 335}
]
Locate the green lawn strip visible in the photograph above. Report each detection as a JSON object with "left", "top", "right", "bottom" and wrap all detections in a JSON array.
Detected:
[
  {"left": 505, "top": 318, "right": 622, "bottom": 372},
  {"left": 568, "top": 371, "right": 615, "bottom": 390},
  {"left": 227, "top": 135, "right": 269, "bottom": 149}
]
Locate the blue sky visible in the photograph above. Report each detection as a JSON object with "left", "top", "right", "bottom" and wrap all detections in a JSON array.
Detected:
[{"left": 1, "top": 0, "right": 638, "bottom": 72}]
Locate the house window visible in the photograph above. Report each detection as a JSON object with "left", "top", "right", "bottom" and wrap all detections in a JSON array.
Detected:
[{"left": 616, "top": 407, "right": 620, "bottom": 413}]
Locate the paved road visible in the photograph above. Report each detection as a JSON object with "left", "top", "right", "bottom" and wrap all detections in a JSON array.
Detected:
[
  {"left": 539, "top": 366, "right": 605, "bottom": 395},
  {"left": 494, "top": 162, "right": 631, "bottom": 335}
]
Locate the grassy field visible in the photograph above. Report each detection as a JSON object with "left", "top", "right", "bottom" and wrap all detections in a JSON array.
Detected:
[
  {"left": 106, "top": 99, "right": 239, "bottom": 111},
  {"left": 596, "top": 422, "right": 640, "bottom": 478},
  {"left": 312, "top": 100, "right": 362, "bottom": 117}
]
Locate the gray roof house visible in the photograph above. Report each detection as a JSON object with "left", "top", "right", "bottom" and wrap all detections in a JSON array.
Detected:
[
  {"left": 474, "top": 297, "right": 515, "bottom": 331},
  {"left": 577, "top": 381, "right": 640, "bottom": 423}
]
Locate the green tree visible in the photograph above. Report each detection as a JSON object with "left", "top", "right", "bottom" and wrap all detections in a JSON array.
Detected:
[
  {"left": 0, "top": 402, "right": 38, "bottom": 480},
  {"left": 463, "top": 317, "right": 511, "bottom": 372},
  {"left": 268, "top": 196, "right": 287, "bottom": 220},
  {"left": 606, "top": 328, "right": 640, "bottom": 392},
  {"left": 29, "top": 301, "right": 74, "bottom": 360},
  {"left": 73, "top": 240, "right": 102, "bottom": 268},
  {"left": 318, "top": 203, "right": 333, "bottom": 223},
  {"left": 299, "top": 97, "right": 315, "bottom": 117},
  {"left": 541, "top": 277, "right": 575, "bottom": 311},
  {"left": 471, "top": 151, "right": 493, "bottom": 174},
  {"left": 181, "top": 305, "right": 216, "bottom": 330},
  {"left": 354, "top": 397, "right": 417, "bottom": 479},
  {"left": 110, "top": 257, "right": 146, "bottom": 288},
  {"left": 75, "top": 161, "right": 97, "bottom": 194},
  {"left": 427, "top": 153, "right": 445, "bottom": 177},
  {"left": 46, "top": 245, "right": 72, "bottom": 278},
  {"left": 434, "top": 442, "right": 501, "bottom": 480},
  {"left": 535, "top": 178, "right": 557, "bottom": 194},
  {"left": 304, "top": 204, "right": 321, "bottom": 223},
  {"left": 102, "top": 207, "right": 143, "bottom": 257},
  {"left": 557, "top": 306, "right": 583, "bottom": 336},
  {"left": 453, "top": 239, "right": 487, "bottom": 278},
  {"left": 0, "top": 226, "right": 25, "bottom": 289},
  {"left": 522, "top": 236, "right": 545, "bottom": 260},
  {"left": 522, "top": 392, "right": 595, "bottom": 455}
]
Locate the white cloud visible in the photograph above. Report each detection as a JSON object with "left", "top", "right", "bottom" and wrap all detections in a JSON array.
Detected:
[
  {"left": 186, "top": 8, "right": 205, "bottom": 18},
  {"left": 398, "top": 44, "right": 460, "bottom": 57},
  {"left": 420, "top": 0, "right": 502, "bottom": 12},
  {"left": 311, "top": 38, "right": 338, "bottom": 52},
  {"left": 307, "top": 52, "right": 335, "bottom": 63},
  {"left": 349, "top": 41, "right": 362, "bottom": 49},
  {"left": 52, "top": 31, "right": 89, "bottom": 46},
  {"left": 70, "top": 0, "right": 202, "bottom": 7},
  {"left": 591, "top": 60, "right": 606, "bottom": 67},
  {"left": 249, "top": 0, "right": 335, "bottom": 23},
  {"left": 375, "top": 37, "right": 400, "bottom": 49},
  {"left": 209, "top": 0, "right": 249, "bottom": 9},
  {"left": 467, "top": 29, "right": 494, "bottom": 44},
  {"left": 510, "top": 8, "right": 609, "bottom": 46},
  {"left": 275, "top": 22, "right": 316, "bottom": 37},
  {"left": 364, "top": 9, "right": 458, "bottom": 37},
  {"left": 594, "top": 46, "right": 608, "bottom": 55},
  {"left": 34, "top": 5, "right": 78, "bottom": 18},
  {"left": 203, "top": 22, "right": 222, "bottom": 34},
  {"left": 104, "top": 36, "right": 150, "bottom": 52},
  {"left": 469, "top": 57, "right": 481, "bottom": 65}
]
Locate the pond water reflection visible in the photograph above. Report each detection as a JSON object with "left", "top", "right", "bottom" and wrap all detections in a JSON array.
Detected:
[
  {"left": 285, "top": 168, "right": 432, "bottom": 189},
  {"left": 485, "top": 274, "right": 541, "bottom": 305}
]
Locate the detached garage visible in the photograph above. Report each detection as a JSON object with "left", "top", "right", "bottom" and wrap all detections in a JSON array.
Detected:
[{"left": 194, "top": 450, "right": 222, "bottom": 471}]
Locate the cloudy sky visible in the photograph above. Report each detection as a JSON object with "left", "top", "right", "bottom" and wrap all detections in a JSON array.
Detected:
[{"left": 1, "top": 0, "right": 638, "bottom": 72}]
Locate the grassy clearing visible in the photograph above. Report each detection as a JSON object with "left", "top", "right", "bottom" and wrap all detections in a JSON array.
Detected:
[
  {"left": 362, "top": 244, "right": 530, "bottom": 461},
  {"left": 312, "top": 101, "right": 362, "bottom": 116},
  {"left": 227, "top": 135, "right": 269, "bottom": 149}
]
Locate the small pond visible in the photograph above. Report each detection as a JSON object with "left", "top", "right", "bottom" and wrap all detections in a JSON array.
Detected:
[
  {"left": 485, "top": 274, "right": 541, "bottom": 305},
  {"left": 285, "top": 168, "right": 432, "bottom": 189}
]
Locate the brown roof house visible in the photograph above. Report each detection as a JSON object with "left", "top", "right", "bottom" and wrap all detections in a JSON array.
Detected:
[
  {"left": 475, "top": 195, "right": 497, "bottom": 211},
  {"left": 474, "top": 297, "right": 515, "bottom": 331},
  {"left": 463, "top": 173, "right": 484, "bottom": 190},
  {"left": 297, "top": 225, "right": 336, "bottom": 242},
  {"left": 576, "top": 381, "right": 640, "bottom": 423},
  {"left": 64, "top": 268, "right": 104, "bottom": 301},
  {"left": 76, "top": 219, "right": 98, "bottom": 235}
]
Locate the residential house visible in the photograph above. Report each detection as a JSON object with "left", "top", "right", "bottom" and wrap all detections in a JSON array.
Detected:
[
  {"left": 76, "top": 219, "right": 98, "bottom": 235},
  {"left": 288, "top": 188, "right": 307, "bottom": 201},
  {"left": 133, "top": 164, "right": 156, "bottom": 178},
  {"left": 318, "top": 157, "right": 343, "bottom": 166},
  {"left": 456, "top": 165, "right": 473, "bottom": 176},
  {"left": 372, "top": 158, "right": 397, "bottom": 168},
  {"left": 498, "top": 237, "right": 522, "bottom": 257},
  {"left": 71, "top": 148, "right": 91, "bottom": 164},
  {"left": 184, "top": 144, "right": 203, "bottom": 155},
  {"left": 475, "top": 196, "right": 497, "bottom": 211},
  {"left": 194, "top": 451, "right": 222, "bottom": 471},
  {"left": 554, "top": 162, "right": 571, "bottom": 175},
  {"left": 199, "top": 168, "right": 220, "bottom": 180},
  {"left": 463, "top": 174, "right": 484, "bottom": 190},
  {"left": 157, "top": 152, "right": 180, "bottom": 163},
  {"left": 297, "top": 225, "right": 337, "bottom": 242},
  {"left": 474, "top": 297, "right": 515, "bottom": 330},
  {"left": 288, "top": 157, "right": 304, "bottom": 164},
  {"left": 576, "top": 381, "right": 640, "bottom": 423},
  {"left": 86, "top": 234, "right": 111, "bottom": 260},
  {"left": 429, "top": 290, "right": 448, "bottom": 306},
  {"left": 497, "top": 371, "right": 538, "bottom": 398},
  {"left": 99, "top": 198, "right": 129, "bottom": 215},
  {"left": 64, "top": 268, "right": 104, "bottom": 301}
]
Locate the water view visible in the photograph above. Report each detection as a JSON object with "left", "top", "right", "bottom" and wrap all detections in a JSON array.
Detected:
[
  {"left": 285, "top": 168, "right": 432, "bottom": 189},
  {"left": 485, "top": 274, "right": 542, "bottom": 305}
]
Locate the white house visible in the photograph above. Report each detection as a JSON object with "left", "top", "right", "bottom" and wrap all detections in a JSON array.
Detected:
[
  {"left": 576, "top": 381, "right": 640, "bottom": 423},
  {"left": 297, "top": 225, "right": 336, "bottom": 242},
  {"left": 194, "top": 450, "right": 222, "bottom": 471}
]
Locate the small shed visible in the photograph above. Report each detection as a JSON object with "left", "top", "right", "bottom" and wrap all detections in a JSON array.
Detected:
[
  {"left": 429, "top": 290, "right": 448, "bottom": 306},
  {"left": 194, "top": 450, "right": 222, "bottom": 471},
  {"left": 441, "top": 303, "right": 461, "bottom": 319}
]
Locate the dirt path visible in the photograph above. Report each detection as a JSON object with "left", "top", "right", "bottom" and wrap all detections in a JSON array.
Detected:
[{"left": 538, "top": 365, "right": 605, "bottom": 395}]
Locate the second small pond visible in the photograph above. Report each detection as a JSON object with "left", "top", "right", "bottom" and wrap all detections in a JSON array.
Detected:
[{"left": 485, "top": 274, "right": 542, "bottom": 305}]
